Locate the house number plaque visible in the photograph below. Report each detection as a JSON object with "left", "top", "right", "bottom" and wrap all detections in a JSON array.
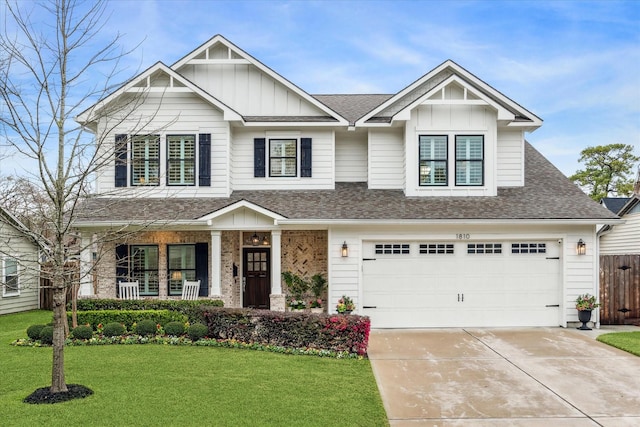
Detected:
[{"left": 456, "top": 234, "right": 470, "bottom": 240}]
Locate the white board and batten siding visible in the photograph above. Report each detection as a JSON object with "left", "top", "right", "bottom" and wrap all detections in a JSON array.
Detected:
[
  {"left": 335, "top": 130, "right": 368, "bottom": 182},
  {"left": 178, "top": 63, "right": 328, "bottom": 118},
  {"left": 231, "top": 128, "right": 335, "bottom": 191},
  {"left": 496, "top": 129, "right": 525, "bottom": 187},
  {"left": 600, "top": 208, "right": 640, "bottom": 255},
  {"left": 95, "top": 92, "right": 231, "bottom": 197},
  {"left": 0, "top": 220, "right": 40, "bottom": 315},
  {"left": 368, "top": 128, "right": 405, "bottom": 190},
  {"left": 564, "top": 230, "right": 600, "bottom": 324}
]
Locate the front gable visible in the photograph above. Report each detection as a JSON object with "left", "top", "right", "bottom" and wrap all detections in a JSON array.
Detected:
[
  {"left": 172, "top": 35, "right": 347, "bottom": 125},
  {"left": 200, "top": 200, "right": 286, "bottom": 229}
]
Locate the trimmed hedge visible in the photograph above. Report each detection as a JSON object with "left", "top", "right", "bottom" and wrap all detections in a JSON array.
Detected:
[
  {"left": 164, "top": 321, "right": 185, "bottom": 336},
  {"left": 103, "top": 322, "right": 125, "bottom": 337},
  {"left": 68, "top": 310, "right": 185, "bottom": 330},
  {"left": 71, "top": 299, "right": 223, "bottom": 323},
  {"left": 27, "top": 324, "right": 46, "bottom": 340},
  {"left": 203, "top": 308, "right": 370, "bottom": 355},
  {"left": 71, "top": 325, "right": 94, "bottom": 340},
  {"left": 39, "top": 326, "right": 54, "bottom": 344}
]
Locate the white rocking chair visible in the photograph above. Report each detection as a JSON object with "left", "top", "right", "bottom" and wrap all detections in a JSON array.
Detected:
[
  {"left": 119, "top": 281, "right": 140, "bottom": 300},
  {"left": 181, "top": 280, "right": 200, "bottom": 300}
]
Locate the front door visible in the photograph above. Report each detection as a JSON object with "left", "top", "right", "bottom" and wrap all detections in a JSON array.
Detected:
[{"left": 243, "top": 248, "right": 270, "bottom": 309}]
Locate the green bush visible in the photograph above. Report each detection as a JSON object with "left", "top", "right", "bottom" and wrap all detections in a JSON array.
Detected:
[
  {"left": 39, "top": 326, "right": 54, "bottom": 344},
  {"left": 135, "top": 319, "right": 157, "bottom": 336},
  {"left": 102, "top": 322, "right": 125, "bottom": 337},
  {"left": 164, "top": 321, "right": 185, "bottom": 336},
  {"left": 68, "top": 310, "right": 185, "bottom": 330},
  {"left": 71, "top": 299, "right": 223, "bottom": 323},
  {"left": 187, "top": 323, "right": 208, "bottom": 341},
  {"left": 203, "top": 308, "right": 371, "bottom": 355},
  {"left": 27, "top": 324, "right": 46, "bottom": 340},
  {"left": 71, "top": 325, "right": 94, "bottom": 340}
]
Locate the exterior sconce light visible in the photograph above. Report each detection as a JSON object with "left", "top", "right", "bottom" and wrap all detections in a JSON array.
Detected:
[
  {"left": 251, "top": 232, "right": 260, "bottom": 246},
  {"left": 341, "top": 241, "right": 349, "bottom": 257},
  {"left": 576, "top": 239, "right": 586, "bottom": 255},
  {"left": 262, "top": 235, "right": 269, "bottom": 246}
]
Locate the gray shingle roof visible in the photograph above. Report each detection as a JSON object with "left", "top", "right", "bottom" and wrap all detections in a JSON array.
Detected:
[
  {"left": 313, "top": 94, "right": 393, "bottom": 125},
  {"left": 74, "top": 142, "right": 618, "bottom": 225},
  {"left": 600, "top": 197, "right": 630, "bottom": 214}
]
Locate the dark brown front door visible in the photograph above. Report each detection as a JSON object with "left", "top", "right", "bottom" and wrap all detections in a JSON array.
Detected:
[{"left": 243, "top": 248, "right": 270, "bottom": 309}]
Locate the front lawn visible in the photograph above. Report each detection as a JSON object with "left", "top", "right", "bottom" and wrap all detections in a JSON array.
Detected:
[
  {"left": 597, "top": 331, "right": 640, "bottom": 357},
  {"left": 1, "top": 310, "right": 388, "bottom": 426}
]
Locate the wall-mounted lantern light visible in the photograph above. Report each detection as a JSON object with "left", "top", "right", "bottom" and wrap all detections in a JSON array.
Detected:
[
  {"left": 262, "top": 235, "right": 269, "bottom": 246},
  {"left": 251, "top": 232, "right": 260, "bottom": 246},
  {"left": 341, "top": 241, "right": 349, "bottom": 257},
  {"left": 577, "top": 239, "right": 586, "bottom": 255}
]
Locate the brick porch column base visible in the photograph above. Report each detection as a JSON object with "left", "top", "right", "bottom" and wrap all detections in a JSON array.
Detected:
[{"left": 270, "top": 294, "right": 286, "bottom": 312}]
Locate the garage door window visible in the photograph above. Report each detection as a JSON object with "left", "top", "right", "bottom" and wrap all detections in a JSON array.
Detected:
[
  {"left": 375, "top": 243, "right": 410, "bottom": 255},
  {"left": 419, "top": 243, "right": 454, "bottom": 254},
  {"left": 511, "top": 243, "right": 546, "bottom": 254},
  {"left": 467, "top": 243, "right": 502, "bottom": 254}
]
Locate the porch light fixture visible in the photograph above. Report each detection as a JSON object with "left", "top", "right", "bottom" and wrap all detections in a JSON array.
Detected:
[
  {"left": 341, "top": 241, "right": 349, "bottom": 257},
  {"left": 262, "top": 235, "right": 269, "bottom": 246},
  {"left": 251, "top": 232, "right": 260, "bottom": 246},
  {"left": 576, "top": 239, "right": 586, "bottom": 255}
]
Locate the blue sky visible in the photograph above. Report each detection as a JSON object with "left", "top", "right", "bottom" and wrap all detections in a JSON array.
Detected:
[{"left": 2, "top": 0, "right": 639, "bottom": 177}]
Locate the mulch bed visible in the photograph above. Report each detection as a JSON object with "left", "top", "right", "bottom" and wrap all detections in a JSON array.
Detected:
[{"left": 24, "top": 384, "right": 93, "bottom": 404}]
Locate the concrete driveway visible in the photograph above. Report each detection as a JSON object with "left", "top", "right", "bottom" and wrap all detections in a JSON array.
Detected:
[{"left": 368, "top": 328, "right": 640, "bottom": 426}]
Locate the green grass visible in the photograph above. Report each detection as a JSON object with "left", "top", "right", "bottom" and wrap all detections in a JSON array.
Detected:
[
  {"left": 597, "top": 331, "right": 640, "bottom": 357},
  {"left": 1, "top": 310, "right": 388, "bottom": 426}
]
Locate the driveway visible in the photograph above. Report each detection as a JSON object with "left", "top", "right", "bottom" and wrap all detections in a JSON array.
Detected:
[{"left": 368, "top": 328, "right": 640, "bottom": 426}]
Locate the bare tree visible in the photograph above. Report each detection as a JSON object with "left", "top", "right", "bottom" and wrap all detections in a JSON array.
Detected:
[{"left": 0, "top": 0, "right": 143, "bottom": 397}]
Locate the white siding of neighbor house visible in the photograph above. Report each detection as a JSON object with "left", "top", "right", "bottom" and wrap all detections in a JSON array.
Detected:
[
  {"left": 231, "top": 128, "right": 335, "bottom": 190},
  {"left": 600, "top": 210, "right": 640, "bottom": 254},
  {"left": 368, "top": 128, "right": 405, "bottom": 189},
  {"left": 0, "top": 220, "right": 39, "bottom": 315},
  {"left": 94, "top": 92, "right": 231, "bottom": 197},
  {"left": 328, "top": 223, "right": 598, "bottom": 327},
  {"left": 178, "top": 63, "right": 327, "bottom": 117},
  {"left": 405, "top": 104, "right": 497, "bottom": 196},
  {"left": 335, "top": 130, "right": 368, "bottom": 182},
  {"left": 496, "top": 130, "right": 525, "bottom": 187}
]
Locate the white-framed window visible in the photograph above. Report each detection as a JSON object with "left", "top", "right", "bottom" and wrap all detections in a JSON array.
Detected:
[
  {"left": 131, "top": 245, "right": 159, "bottom": 296},
  {"left": 419, "top": 243, "right": 454, "bottom": 254},
  {"left": 269, "top": 139, "right": 297, "bottom": 177},
  {"left": 455, "top": 135, "right": 484, "bottom": 186},
  {"left": 375, "top": 243, "right": 410, "bottom": 255},
  {"left": 467, "top": 243, "right": 502, "bottom": 254},
  {"left": 419, "top": 136, "right": 448, "bottom": 186},
  {"left": 167, "top": 135, "right": 195, "bottom": 186},
  {"left": 167, "top": 245, "right": 196, "bottom": 296},
  {"left": 511, "top": 243, "right": 547, "bottom": 254},
  {"left": 2, "top": 257, "right": 19, "bottom": 297},
  {"left": 131, "top": 135, "right": 160, "bottom": 186}
]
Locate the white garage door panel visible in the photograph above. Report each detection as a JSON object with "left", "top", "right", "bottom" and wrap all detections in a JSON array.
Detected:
[{"left": 362, "top": 241, "right": 561, "bottom": 328}]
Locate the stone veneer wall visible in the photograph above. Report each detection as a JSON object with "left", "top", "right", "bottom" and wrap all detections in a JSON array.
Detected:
[
  {"left": 281, "top": 230, "right": 328, "bottom": 297},
  {"left": 220, "top": 231, "right": 241, "bottom": 307}
]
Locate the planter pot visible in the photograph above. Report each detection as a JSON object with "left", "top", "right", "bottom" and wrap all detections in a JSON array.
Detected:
[
  {"left": 288, "top": 307, "right": 305, "bottom": 312},
  {"left": 339, "top": 310, "right": 352, "bottom": 315},
  {"left": 577, "top": 309, "right": 592, "bottom": 330},
  {"left": 310, "top": 307, "right": 323, "bottom": 314}
]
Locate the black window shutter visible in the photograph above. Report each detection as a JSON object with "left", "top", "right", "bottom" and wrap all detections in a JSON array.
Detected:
[
  {"left": 115, "top": 244, "right": 129, "bottom": 296},
  {"left": 199, "top": 134, "right": 211, "bottom": 186},
  {"left": 254, "top": 138, "right": 266, "bottom": 177},
  {"left": 115, "top": 134, "right": 128, "bottom": 187},
  {"left": 195, "top": 243, "right": 209, "bottom": 297},
  {"left": 301, "top": 138, "right": 312, "bottom": 177}
]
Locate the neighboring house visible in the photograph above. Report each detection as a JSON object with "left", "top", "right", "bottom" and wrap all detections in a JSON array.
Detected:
[
  {"left": 73, "top": 35, "right": 619, "bottom": 328},
  {"left": 598, "top": 176, "right": 640, "bottom": 324},
  {"left": 0, "top": 206, "right": 40, "bottom": 315}
]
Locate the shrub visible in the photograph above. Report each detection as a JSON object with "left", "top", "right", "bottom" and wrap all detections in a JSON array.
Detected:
[
  {"left": 71, "top": 325, "right": 94, "bottom": 340},
  {"left": 39, "top": 326, "right": 54, "bottom": 344},
  {"left": 164, "top": 321, "right": 185, "bottom": 336},
  {"left": 67, "top": 309, "right": 185, "bottom": 330},
  {"left": 103, "top": 322, "right": 125, "bottom": 337},
  {"left": 135, "top": 319, "right": 157, "bottom": 336},
  {"left": 27, "top": 324, "right": 46, "bottom": 340},
  {"left": 187, "top": 323, "right": 208, "bottom": 341},
  {"left": 71, "top": 299, "right": 223, "bottom": 322}
]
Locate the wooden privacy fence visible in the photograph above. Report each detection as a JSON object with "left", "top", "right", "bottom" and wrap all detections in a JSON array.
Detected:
[
  {"left": 599, "top": 254, "right": 640, "bottom": 325},
  {"left": 39, "top": 261, "right": 79, "bottom": 310}
]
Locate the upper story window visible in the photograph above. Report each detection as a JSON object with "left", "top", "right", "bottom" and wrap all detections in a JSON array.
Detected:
[
  {"left": 167, "top": 135, "right": 195, "bottom": 186},
  {"left": 2, "top": 257, "right": 19, "bottom": 297},
  {"left": 419, "top": 136, "right": 448, "bottom": 186},
  {"left": 131, "top": 135, "right": 160, "bottom": 186},
  {"left": 269, "top": 139, "right": 297, "bottom": 177},
  {"left": 455, "top": 135, "right": 483, "bottom": 186}
]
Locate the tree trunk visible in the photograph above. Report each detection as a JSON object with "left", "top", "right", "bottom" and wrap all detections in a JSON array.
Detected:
[{"left": 51, "top": 285, "right": 68, "bottom": 393}]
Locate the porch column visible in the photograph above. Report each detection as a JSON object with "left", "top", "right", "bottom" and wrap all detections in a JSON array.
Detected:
[
  {"left": 78, "top": 236, "right": 92, "bottom": 296},
  {"left": 210, "top": 231, "right": 221, "bottom": 296},
  {"left": 269, "top": 230, "right": 285, "bottom": 311}
]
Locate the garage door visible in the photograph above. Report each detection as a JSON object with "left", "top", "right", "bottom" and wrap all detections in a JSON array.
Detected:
[{"left": 362, "top": 241, "right": 561, "bottom": 328}]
